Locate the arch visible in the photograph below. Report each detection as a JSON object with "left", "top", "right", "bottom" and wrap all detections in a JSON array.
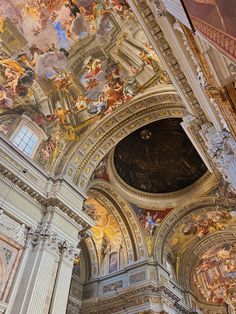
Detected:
[
  {"left": 153, "top": 197, "right": 236, "bottom": 310},
  {"left": 87, "top": 180, "right": 148, "bottom": 263},
  {"left": 153, "top": 196, "right": 236, "bottom": 264},
  {"left": 179, "top": 231, "right": 236, "bottom": 292},
  {"left": 61, "top": 85, "right": 185, "bottom": 191}
]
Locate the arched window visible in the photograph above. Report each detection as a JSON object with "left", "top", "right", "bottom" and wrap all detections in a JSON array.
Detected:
[{"left": 10, "top": 114, "right": 47, "bottom": 158}]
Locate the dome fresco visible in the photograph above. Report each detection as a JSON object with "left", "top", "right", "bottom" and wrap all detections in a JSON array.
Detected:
[{"left": 114, "top": 118, "right": 207, "bottom": 193}]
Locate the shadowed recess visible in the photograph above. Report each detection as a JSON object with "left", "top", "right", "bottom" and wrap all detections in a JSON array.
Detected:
[{"left": 114, "top": 118, "right": 207, "bottom": 193}]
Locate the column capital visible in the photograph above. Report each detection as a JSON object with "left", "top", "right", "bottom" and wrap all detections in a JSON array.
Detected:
[{"left": 26, "top": 222, "right": 80, "bottom": 261}]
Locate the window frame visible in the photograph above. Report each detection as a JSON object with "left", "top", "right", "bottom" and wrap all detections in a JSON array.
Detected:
[{"left": 10, "top": 114, "right": 47, "bottom": 158}]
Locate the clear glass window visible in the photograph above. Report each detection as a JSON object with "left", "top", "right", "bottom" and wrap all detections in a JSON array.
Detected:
[{"left": 12, "top": 126, "right": 38, "bottom": 157}]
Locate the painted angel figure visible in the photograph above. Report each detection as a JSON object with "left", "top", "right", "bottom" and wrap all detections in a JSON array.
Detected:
[
  {"left": 84, "top": 57, "right": 102, "bottom": 79},
  {"left": 0, "top": 56, "right": 35, "bottom": 97},
  {"left": 143, "top": 211, "right": 161, "bottom": 235},
  {"left": 48, "top": 106, "right": 72, "bottom": 125}
]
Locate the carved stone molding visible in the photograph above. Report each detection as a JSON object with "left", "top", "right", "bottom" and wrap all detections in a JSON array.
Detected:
[
  {"left": 80, "top": 282, "right": 195, "bottom": 314},
  {"left": 0, "top": 139, "right": 94, "bottom": 230},
  {"left": 148, "top": 0, "right": 166, "bottom": 18},
  {"left": 127, "top": 0, "right": 207, "bottom": 121}
]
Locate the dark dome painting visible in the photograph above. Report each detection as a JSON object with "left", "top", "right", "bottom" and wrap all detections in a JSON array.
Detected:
[{"left": 114, "top": 118, "right": 207, "bottom": 194}]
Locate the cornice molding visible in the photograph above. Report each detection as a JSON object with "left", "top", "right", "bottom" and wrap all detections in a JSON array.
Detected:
[{"left": 81, "top": 282, "right": 193, "bottom": 314}]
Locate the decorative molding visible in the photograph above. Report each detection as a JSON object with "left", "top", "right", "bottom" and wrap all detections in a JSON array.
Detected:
[
  {"left": 148, "top": 0, "right": 166, "bottom": 17},
  {"left": 80, "top": 282, "right": 195, "bottom": 314},
  {"left": 88, "top": 180, "right": 147, "bottom": 262},
  {"left": 0, "top": 137, "right": 94, "bottom": 229},
  {"left": 62, "top": 85, "right": 183, "bottom": 190}
]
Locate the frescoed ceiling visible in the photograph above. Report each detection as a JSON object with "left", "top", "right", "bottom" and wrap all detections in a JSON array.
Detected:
[
  {"left": 85, "top": 198, "right": 122, "bottom": 247},
  {"left": 193, "top": 241, "right": 236, "bottom": 309},
  {"left": 0, "top": 0, "right": 170, "bottom": 172},
  {"left": 83, "top": 198, "right": 125, "bottom": 274}
]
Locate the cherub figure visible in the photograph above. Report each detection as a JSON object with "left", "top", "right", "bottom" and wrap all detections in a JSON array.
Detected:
[{"left": 86, "top": 78, "right": 98, "bottom": 89}]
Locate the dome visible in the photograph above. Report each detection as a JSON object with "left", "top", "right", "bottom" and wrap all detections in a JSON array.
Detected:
[{"left": 114, "top": 118, "right": 207, "bottom": 193}]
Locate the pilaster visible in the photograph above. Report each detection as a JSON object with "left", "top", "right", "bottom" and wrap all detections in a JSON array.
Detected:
[
  {"left": 50, "top": 244, "right": 80, "bottom": 314},
  {"left": 8, "top": 222, "right": 80, "bottom": 314}
]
